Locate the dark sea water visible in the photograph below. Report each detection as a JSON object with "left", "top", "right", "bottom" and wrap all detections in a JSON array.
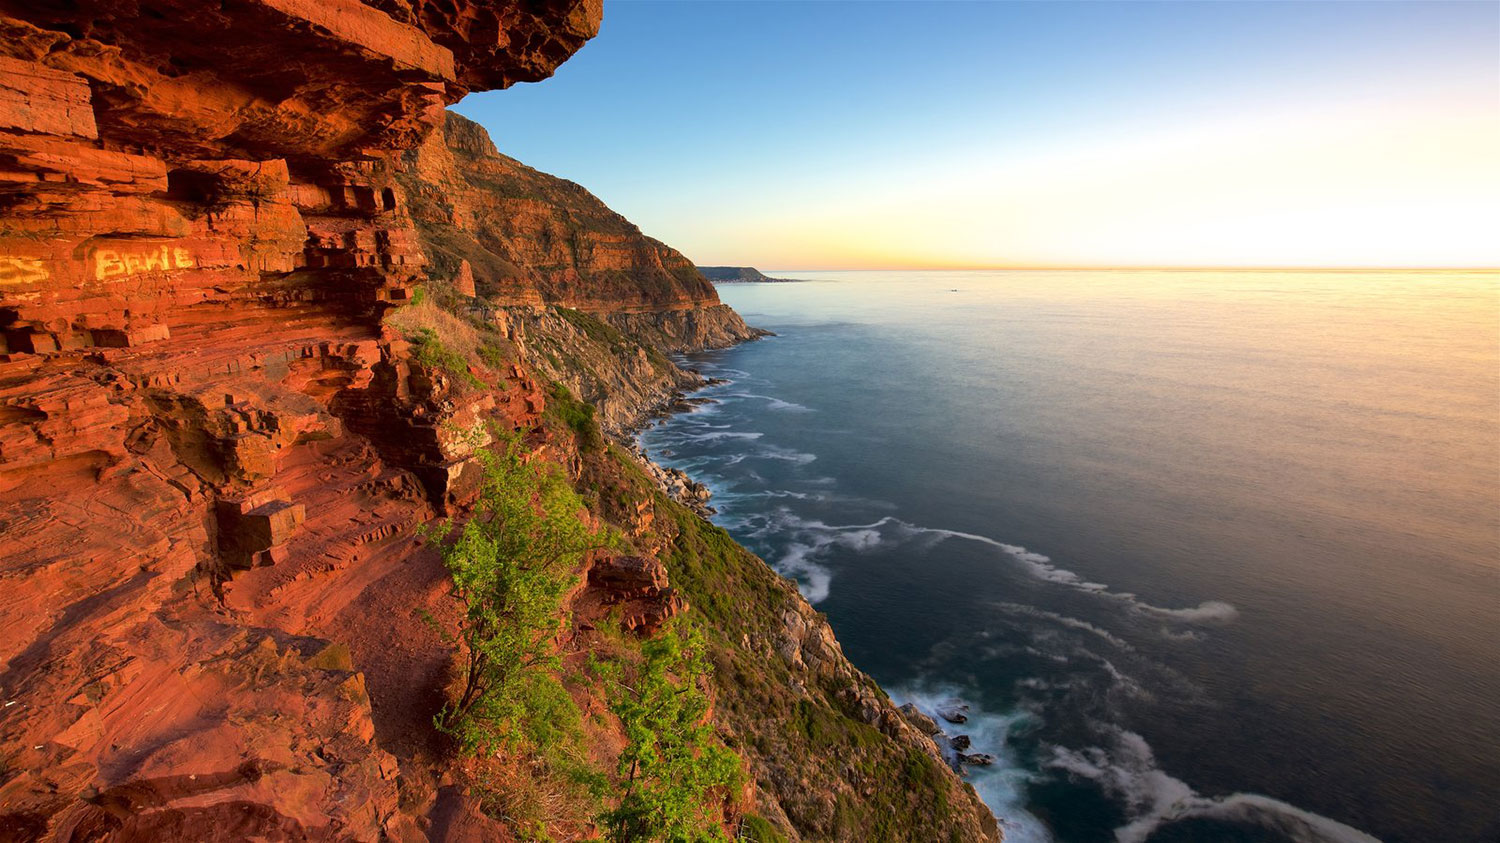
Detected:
[{"left": 637, "top": 270, "right": 1500, "bottom": 843}]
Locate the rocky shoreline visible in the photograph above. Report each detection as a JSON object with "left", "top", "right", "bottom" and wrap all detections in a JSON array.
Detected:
[
  {"left": 0, "top": 2, "right": 1001, "bottom": 835},
  {"left": 618, "top": 369, "right": 729, "bottom": 518},
  {"left": 629, "top": 443, "right": 717, "bottom": 517},
  {"left": 898, "top": 701, "right": 1001, "bottom": 772}
]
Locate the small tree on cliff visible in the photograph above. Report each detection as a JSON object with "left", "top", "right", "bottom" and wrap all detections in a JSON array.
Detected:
[
  {"left": 599, "top": 622, "right": 743, "bottom": 842},
  {"left": 433, "top": 431, "right": 615, "bottom": 753}
]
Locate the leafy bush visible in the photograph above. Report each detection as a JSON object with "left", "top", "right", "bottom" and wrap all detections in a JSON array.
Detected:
[
  {"left": 431, "top": 432, "right": 616, "bottom": 754},
  {"left": 736, "top": 815, "right": 788, "bottom": 843},
  {"left": 410, "top": 327, "right": 485, "bottom": 390},
  {"left": 598, "top": 622, "right": 743, "bottom": 843},
  {"left": 384, "top": 295, "right": 507, "bottom": 391},
  {"left": 479, "top": 341, "right": 509, "bottom": 371}
]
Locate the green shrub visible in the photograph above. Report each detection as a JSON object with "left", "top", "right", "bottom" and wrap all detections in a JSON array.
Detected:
[
  {"left": 430, "top": 432, "right": 616, "bottom": 754},
  {"left": 557, "top": 306, "right": 627, "bottom": 348},
  {"left": 736, "top": 815, "right": 788, "bottom": 843},
  {"left": 479, "top": 341, "right": 509, "bottom": 371},
  {"left": 547, "top": 382, "right": 604, "bottom": 452},
  {"left": 410, "top": 327, "right": 485, "bottom": 390},
  {"left": 598, "top": 622, "right": 743, "bottom": 843}
]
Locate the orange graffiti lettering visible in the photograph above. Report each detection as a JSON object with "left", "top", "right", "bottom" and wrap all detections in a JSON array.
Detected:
[{"left": 91, "top": 245, "right": 196, "bottom": 281}]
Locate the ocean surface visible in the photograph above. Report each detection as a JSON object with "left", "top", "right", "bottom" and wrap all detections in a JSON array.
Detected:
[{"left": 636, "top": 270, "right": 1500, "bottom": 843}]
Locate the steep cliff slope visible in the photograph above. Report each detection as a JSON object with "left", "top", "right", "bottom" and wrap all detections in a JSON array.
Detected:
[
  {"left": 0, "top": 2, "right": 998, "bottom": 840},
  {"left": 397, "top": 111, "right": 765, "bottom": 431},
  {"left": 399, "top": 112, "right": 714, "bottom": 312},
  {"left": 0, "top": 2, "right": 598, "bottom": 837}
]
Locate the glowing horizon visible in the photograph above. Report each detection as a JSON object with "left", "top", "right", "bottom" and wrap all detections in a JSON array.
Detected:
[{"left": 457, "top": 1, "right": 1500, "bottom": 271}]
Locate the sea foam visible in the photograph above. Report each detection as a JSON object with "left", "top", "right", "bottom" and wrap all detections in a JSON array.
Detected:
[
  {"left": 897, "top": 522, "right": 1240, "bottom": 628},
  {"left": 1049, "top": 727, "right": 1382, "bottom": 843}
]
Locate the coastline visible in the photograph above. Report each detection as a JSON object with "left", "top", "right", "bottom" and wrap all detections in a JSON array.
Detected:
[
  {"left": 625, "top": 337, "right": 1017, "bottom": 828},
  {"left": 610, "top": 325, "right": 774, "bottom": 517},
  {"left": 601, "top": 328, "right": 1002, "bottom": 840}
]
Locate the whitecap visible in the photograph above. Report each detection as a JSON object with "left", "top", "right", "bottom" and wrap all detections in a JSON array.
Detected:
[
  {"left": 994, "top": 602, "right": 1137, "bottom": 652},
  {"left": 1140, "top": 600, "right": 1240, "bottom": 624},
  {"left": 777, "top": 542, "right": 834, "bottom": 602},
  {"left": 749, "top": 489, "right": 816, "bottom": 500},
  {"left": 895, "top": 522, "right": 1239, "bottom": 627},
  {"left": 746, "top": 511, "right": 897, "bottom": 602},
  {"left": 720, "top": 391, "right": 814, "bottom": 412},
  {"left": 679, "top": 430, "right": 764, "bottom": 442},
  {"left": 759, "top": 444, "right": 818, "bottom": 464},
  {"left": 1048, "top": 728, "right": 1382, "bottom": 843}
]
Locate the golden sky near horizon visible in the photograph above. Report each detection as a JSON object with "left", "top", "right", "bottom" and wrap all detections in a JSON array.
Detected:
[{"left": 711, "top": 95, "right": 1500, "bottom": 271}]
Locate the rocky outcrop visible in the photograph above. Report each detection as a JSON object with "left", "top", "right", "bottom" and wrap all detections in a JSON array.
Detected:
[
  {"left": 635, "top": 449, "right": 716, "bottom": 516},
  {"left": 489, "top": 302, "right": 760, "bottom": 434},
  {"left": 395, "top": 112, "right": 765, "bottom": 433},
  {"left": 580, "top": 554, "right": 685, "bottom": 636},
  {"left": 600, "top": 303, "right": 765, "bottom": 353}
]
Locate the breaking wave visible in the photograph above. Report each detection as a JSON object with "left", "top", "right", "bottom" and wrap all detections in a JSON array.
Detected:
[
  {"left": 672, "top": 430, "right": 764, "bottom": 442},
  {"left": 894, "top": 523, "right": 1239, "bottom": 627},
  {"left": 644, "top": 341, "right": 1395, "bottom": 843},
  {"left": 733, "top": 508, "right": 1239, "bottom": 626},
  {"left": 1049, "top": 728, "right": 1381, "bottom": 843},
  {"left": 741, "top": 510, "right": 893, "bottom": 602},
  {"left": 723, "top": 444, "right": 817, "bottom": 466},
  {"left": 721, "top": 391, "right": 813, "bottom": 412},
  {"left": 994, "top": 602, "right": 1136, "bottom": 652}
]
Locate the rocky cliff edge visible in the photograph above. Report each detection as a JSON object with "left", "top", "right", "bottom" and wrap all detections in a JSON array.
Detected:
[{"left": 0, "top": 2, "right": 998, "bottom": 840}]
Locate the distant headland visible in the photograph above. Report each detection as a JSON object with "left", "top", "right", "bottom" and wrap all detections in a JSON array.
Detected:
[{"left": 698, "top": 266, "right": 804, "bottom": 283}]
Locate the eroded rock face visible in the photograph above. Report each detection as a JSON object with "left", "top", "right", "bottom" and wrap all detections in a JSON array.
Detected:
[
  {"left": 392, "top": 111, "right": 767, "bottom": 434},
  {"left": 0, "top": 1, "right": 597, "bottom": 837},
  {"left": 582, "top": 553, "right": 685, "bottom": 636},
  {"left": 400, "top": 111, "right": 725, "bottom": 313}
]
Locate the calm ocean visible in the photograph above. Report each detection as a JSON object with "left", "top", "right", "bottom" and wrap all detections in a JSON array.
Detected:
[{"left": 637, "top": 270, "right": 1500, "bottom": 843}]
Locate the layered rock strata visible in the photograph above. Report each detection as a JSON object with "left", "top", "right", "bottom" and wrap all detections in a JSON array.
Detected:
[
  {"left": 0, "top": 1, "right": 594, "bottom": 836},
  {"left": 0, "top": 2, "right": 999, "bottom": 840},
  {"left": 400, "top": 112, "right": 724, "bottom": 312}
]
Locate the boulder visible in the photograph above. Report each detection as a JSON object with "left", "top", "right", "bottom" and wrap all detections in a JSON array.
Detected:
[
  {"left": 898, "top": 703, "right": 941, "bottom": 736},
  {"left": 589, "top": 554, "right": 670, "bottom": 597}
]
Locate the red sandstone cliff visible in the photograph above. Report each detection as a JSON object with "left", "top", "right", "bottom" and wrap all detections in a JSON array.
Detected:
[
  {"left": 0, "top": 3, "right": 998, "bottom": 840},
  {"left": 399, "top": 111, "right": 759, "bottom": 348},
  {"left": 0, "top": 2, "right": 598, "bottom": 837},
  {"left": 395, "top": 110, "right": 762, "bottom": 433}
]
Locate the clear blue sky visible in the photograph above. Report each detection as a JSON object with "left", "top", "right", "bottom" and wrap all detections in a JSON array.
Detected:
[{"left": 454, "top": 1, "right": 1499, "bottom": 269}]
